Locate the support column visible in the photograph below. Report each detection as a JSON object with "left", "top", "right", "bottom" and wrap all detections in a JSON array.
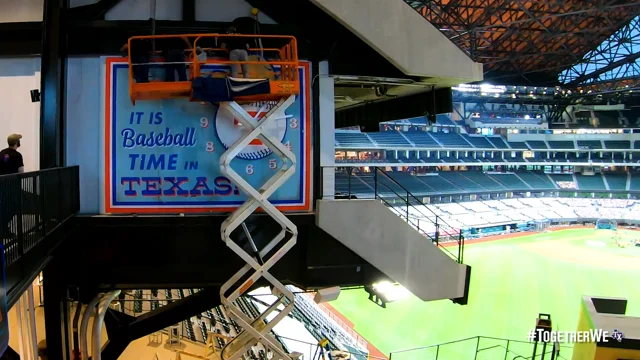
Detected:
[
  {"left": 40, "top": 0, "right": 68, "bottom": 169},
  {"left": 43, "top": 260, "right": 71, "bottom": 360},
  {"left": 318, "top": 61, "right": 335, "bottom": 200}
]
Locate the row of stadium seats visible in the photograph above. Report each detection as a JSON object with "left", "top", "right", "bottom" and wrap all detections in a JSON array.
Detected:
[
  {"left": 338, "top": 151, "right": 635, "bottom": 164},
  {"left": 290, "top": 287, "right": 369, "bottom": 360},
  {"left": 397, "top": 198, "right": 640, "bottom": 237},
  {"left": 335, "top": 170, "right": 636, "bottom": 196},
  {"left": 388, "top": 199, "right": 640, "bottom": 238},
  {"left": 335, "top": 131, "right": 637, "bottom": 151}
]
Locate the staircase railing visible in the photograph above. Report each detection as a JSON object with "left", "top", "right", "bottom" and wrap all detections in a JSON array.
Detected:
[
  {"left": 343, "top": 167, "right": 465, "bottom": 263},
  {"left": 0, "top": 166, "right": 80, "bottom": 307}
]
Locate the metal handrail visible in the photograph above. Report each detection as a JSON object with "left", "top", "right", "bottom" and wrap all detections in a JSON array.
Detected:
[{"left": 370, "top": 167, "right": 465, "bottom": 263}]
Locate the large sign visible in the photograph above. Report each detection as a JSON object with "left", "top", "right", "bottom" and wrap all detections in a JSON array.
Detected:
[{"left": 103, "top": 58, "right": 312, "bottom": 214}]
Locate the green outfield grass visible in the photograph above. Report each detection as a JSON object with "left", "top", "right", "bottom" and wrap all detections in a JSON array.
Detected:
[{"left": 330, "top": 229, "right": 640, "bottom": 359}]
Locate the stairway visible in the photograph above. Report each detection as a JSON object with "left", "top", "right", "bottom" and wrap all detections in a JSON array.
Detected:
[{"left": 317, "top": 168, "right": 471, "bottom": 304}]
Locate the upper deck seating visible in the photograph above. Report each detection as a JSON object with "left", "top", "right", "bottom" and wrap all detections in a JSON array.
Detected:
[
  {"left": 508, "top": 142, "right": 528, "bottom": 149},
  {"left": 460, "top": 172, "right": 504, "bottom": 191},
  {"left": 527, "top": 141, "right": 547, "bottom": 149},
  {"left": 604, "top": 141, "right": 630, "bottom": 149},
  {"left": 335, "top": 132, "right": 374, "bottom": 147},
  {"left": 549, "top": 175, "right": 574, "bottom": 188},
  {"left": 334, "top": 171, "right": 373, "bottom": 197},
  {"left": 388, "top": 172, "right": 435, "bottom": 194},
  {"left": 436, "top": 114, "right": 456, "bottom": 126},
  {"left": 417, "top": 174, "right": 463, "bottom": 193},
  {"left": 430, "top": 133, "right": 472, "bottom": 148},
  {"left": 630, "top": 173, "right": 640, "bottom": 191},
  {"left": 404, "top": 132, "right": 440, "bottom": 147},
  {"left": 604, "top": 173, "right": 627, "bottom": 191},
  {"left": 517, "top": 172, "right": 555, "bottom": 189},
  {"left": 439, "top": 172, "right": 484, "bottom": 191},
  {"left": 367, "top": 132, "right": 411, "bottom": 147},
  {"left": 577, "top": 140, "right": 602, "bottom": 149},
  {"left": 487, "top": 173, "right": 528, "bottom": 189},
  {"left": 575, "top": 174, "right": 606, "bottom": 190},
  {"left": 486, "top": 137, "right": 509, "bottom": 149},
  {"left": 462, "top": 135, "right": 494, "bottom": 148},
  {"left": 548, "top": 141, "right": 575, "bottom": 150}
]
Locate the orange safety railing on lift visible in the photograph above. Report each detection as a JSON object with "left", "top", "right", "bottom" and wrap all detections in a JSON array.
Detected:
[{"left": 127, "top": 34, "right": 299, "bottom": 105}]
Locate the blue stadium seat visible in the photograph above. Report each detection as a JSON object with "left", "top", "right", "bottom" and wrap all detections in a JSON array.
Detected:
[
  {"left": 404, "top": 132, "right": 441, "bottom": 147},
  {"left": 630, "top": 173, "right": 640, "bottom": 191},
  {"left": 335, "top": 171, "right": 374, "bottom": 197},
  {"left": 487, "top": 173, "right": 528, "bottom": 189},
  {"left": 439, "top": 172, "right": 484, "bottom": 191},
  {"left": 335, "top": 132, "right": 374, "bottom": 147},
  {"left": 486, "top": 137, "right": 509, "bottom": 149},
  {"left": 526, "top": 141, "right": 547, "bottom": 149},
  {"left": 430, "top": 133, "right": 473, "bottom": 148},
  {"left": 604, "top": 173, "right": 628, "bottom": 190},
  {"left": 548, "top": 141, "right": 575, "bottom": 149},
  {"left": 367, "top": 132, "right": 411, "bottom": 147},
  {"left": 462, "top": 135, "right": 494, "bottom": 148},
  {"left": 604, "top": 141, "right": 630, "bottom": 149},
  {"left": 436, "top": 114, "right": 456, "bottom": 126},
  {"left": 417, "top": 174, "right": 463, "bottom": 192},
  {"left": 517, "top": 172, "right": 555, "bottom": 189},
  {"left": 577, "top": 140, "right": 602, "bottom": 149},
  {"left": 575, "top": 174, "right": 606, "bottom": 190},
  {"left": 388, "top": 172, "right": 435, "bottom": 194},
  {"left": 460, "top": 172, "right": 505, "bottom": 190},
  {"left": 508, "top": 142, "right": 528, "bottom": 149}
]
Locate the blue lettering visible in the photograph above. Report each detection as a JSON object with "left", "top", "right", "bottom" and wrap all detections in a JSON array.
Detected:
[
  {"left": 121, "top": 127, "right": 196, "bottom": 149},
  {"left": 190, "top": 177, "right": 214, "bottom": 196},
  {"left": 122, "top": 128, "right": 135, "bottom": 148},
  {"left": 119, "top": 176, "right": 240, "bottom": 198},
  {"left": 128, "top": 154, "right": 139, "bottom": 170},
  {"left": 168, "top": 154, "right": 178, "bottom": 170},
  {"left": 121, "top": 177, "right": 140, "bottom": 196},
  {"left": 141, "top": 177, "right": 162, "bottom": 196},
  {"left": 163, "top": 177, "right": 189, "bottom": 196},
  {"left": 147, "top": 154, "right": 165, "bottom": 170}
]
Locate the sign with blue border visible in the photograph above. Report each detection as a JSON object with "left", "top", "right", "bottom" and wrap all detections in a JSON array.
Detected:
[{"left": 103, "top": 59, "right": 312, "bottom": 214}]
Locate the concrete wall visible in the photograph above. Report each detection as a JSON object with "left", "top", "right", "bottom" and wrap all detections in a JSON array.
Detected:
[
  {"left": 0, "top": 58, "right": 41, "bottom": 172},
  {"left": 0, "top": 0, "right": 275, "bottom": 23},
  {"left": 310, "top": 0, "right": 482, "bottom": 83},
  {"left": 316, "top": 199, "right": 468, "bottom": 302}
]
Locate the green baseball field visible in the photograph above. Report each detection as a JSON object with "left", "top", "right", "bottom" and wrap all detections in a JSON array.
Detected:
[{"left": 330, "top": 228, "right": 640, "bottom": 359}]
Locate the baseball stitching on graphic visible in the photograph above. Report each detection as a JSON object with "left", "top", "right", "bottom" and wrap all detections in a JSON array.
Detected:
[{"left": 215, "top": 103, "right": 289, "bottom": 160}]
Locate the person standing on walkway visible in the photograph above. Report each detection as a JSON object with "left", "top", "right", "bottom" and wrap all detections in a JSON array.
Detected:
[{"left": 0, "top": 134, "right": 24, "bottom": 175}]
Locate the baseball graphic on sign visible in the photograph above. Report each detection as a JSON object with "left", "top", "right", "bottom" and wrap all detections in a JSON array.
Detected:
[{"left": 215, "top": 102, "right": 289, "bottom": 160}]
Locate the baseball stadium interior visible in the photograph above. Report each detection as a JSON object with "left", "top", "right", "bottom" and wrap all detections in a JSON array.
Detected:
[{"left": 1, "top": 1, "right": 640, "bottom": 360}]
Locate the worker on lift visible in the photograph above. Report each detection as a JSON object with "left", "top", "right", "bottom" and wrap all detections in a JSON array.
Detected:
[
  {"left": 221, "top": 26, "right": 250, "bottom": 78},
  {"left": 160, "top": 36, "right": 192, "bottom": 82},
  {"left": 121, "top": 39, "right": 152, "bottom": 83}
]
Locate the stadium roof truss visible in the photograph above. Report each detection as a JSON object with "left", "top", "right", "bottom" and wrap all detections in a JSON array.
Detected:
[
  {"left": 561, "top": 15, "right": 640, "bottom": 89},
  {"left": 404, "top": 0, "right": 640, "bottom": 90}
]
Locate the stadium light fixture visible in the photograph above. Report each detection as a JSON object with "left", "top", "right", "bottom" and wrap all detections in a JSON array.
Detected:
[{"left": 365, "top": 282, "right": 410, "bottom": 308}]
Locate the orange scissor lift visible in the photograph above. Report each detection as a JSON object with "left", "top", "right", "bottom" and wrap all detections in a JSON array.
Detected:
[{"left": 127, "top": 34, "right": 301, "bottom": 360}]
